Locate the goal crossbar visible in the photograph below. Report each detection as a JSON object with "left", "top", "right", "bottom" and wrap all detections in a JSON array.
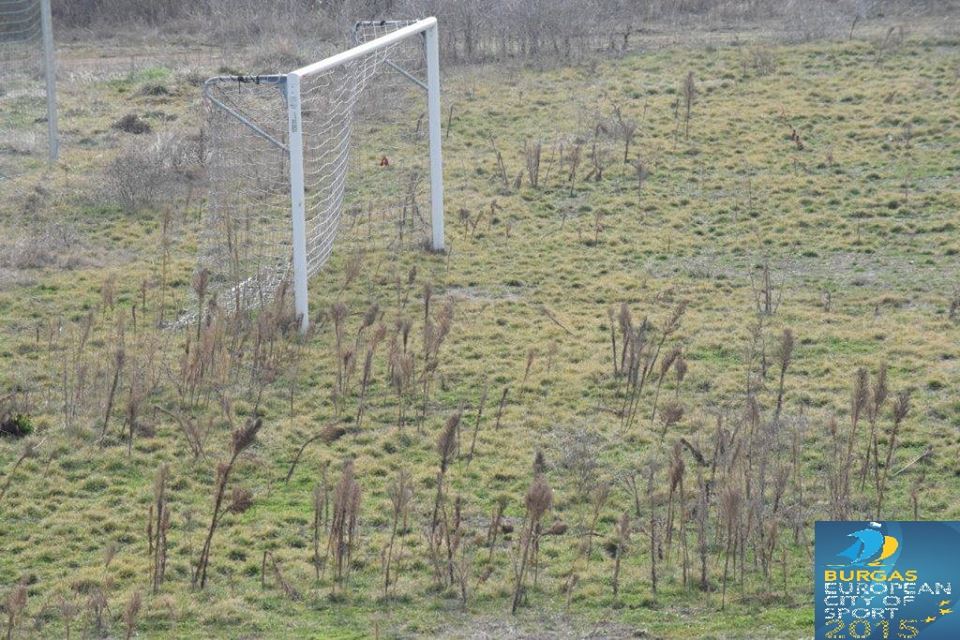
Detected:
[
  {"left": 202, "top": 17, "right": 445, "bottom": 334},
  {"left": 293, "top": 17, "right": 435, "bottom": 79}
]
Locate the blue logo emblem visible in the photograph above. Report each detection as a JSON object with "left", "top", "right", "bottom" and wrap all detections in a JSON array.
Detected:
[
  {"left": 816, "top": 521, "right": 960, "bottom": 640},
  {"left": 830, "top": 521, "right": 900, "bottom": 567}
]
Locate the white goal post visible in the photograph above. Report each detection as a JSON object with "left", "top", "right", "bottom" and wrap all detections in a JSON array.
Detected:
[{"left": 200, "top": 17, "right": 444, "bottom": 334}]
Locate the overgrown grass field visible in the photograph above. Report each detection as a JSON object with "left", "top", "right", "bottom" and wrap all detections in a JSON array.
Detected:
[{"left": 0, "top": 26, "right": 958, "bottom": 639}]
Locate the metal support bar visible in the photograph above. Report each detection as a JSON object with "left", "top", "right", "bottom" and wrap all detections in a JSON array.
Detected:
[
  {"left": 39, "top": 0, "right": 57, "bottom": 162},
  {"left": 384, "top": 59, "right": 428, "bottom": 91},
  {"left": 203, "top": 76, "right": 288, "bottom": 151},
  {"left": 352, "top": 20, "right": 428, "bottom": 91}
]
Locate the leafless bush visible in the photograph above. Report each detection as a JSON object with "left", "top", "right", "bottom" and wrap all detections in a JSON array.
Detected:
[
  {"left": 611, "top": 512, "right": 631, "bottom": 597},
  {"left": 312, "top": 464, "right": 330, "bottom": 581},
  {"left": 553, "top": 426, "right": 605, "bottom": 500},
  {"left": 284, "top": 423, "right": 346, "bottom": 483},
  {"left": 4, "top": 583, "right": 27, "bottom": 640},
  {"left": 193, "top": 417, "right": 264, "bottom": 589},
  {"left": 389, "top": 335, "right": 415, "bottom": 429},
  {"left": 57, "top": 596, "right": 78, "bottom": 640},
  {"left": 52, "top": 0, "right": 953, "bottom": 64},
  {"left": 632, "top": 158, "right": 650, "bottom": 207},
  {"left": 780, "top": 0, "right": 857, "bottom": 42},
  {"left": 511, "top": 472, "right": 553, "bottom": 613},
  {"left": 719, "top": 482, "right": 742, "bottom": 610},
  {"left": 122, "top": 591, "right": 141, "bottom": 640},
  {"left": 156, "top": 406, "right": 211, "bottom": 460},
  {"left": 85, "top": 579, "right": 111, "bottom": 637},
  {"left": 327, "top": 460, "right": 362, "bottom": 593},
  {"left": 489, "top": 137, "right": 512, "bottom": 192},
  {"left": 426, "top": 413, "right": 463, "bottom": 589},
  {"left": 419, "top": 296, "right": 454, "bottom": 427},
  {"left": 618, "top": 302, "right": 686, "bottom": 432},
  {"left": 751, "top": 259, "right": 784, "bottom": 316},
  {"left": 103, "top": 132, "right": 202, "bottom": 214},
  {"left": 0, "top": 223, "right": 83, "bottom": 271},
  {"left": 612, "top": 103, "right": 638, "bottom": 163},
  {"left": 462, "top": 383, "right": 488, "bottom": 464},
  {"left": 148, "top": 465, "right": 171, "bottom": 594},
  {"left": 682, "top": 72, "right": 696, "bottom": 139},
  {"left": 524, "top": 140, "right": 542, "bottom": 188},
  {"left": 650, "top": 346, "right": 681, "bottom": 425},
  {"left": 774, "top": 329, "right": 795, "bottom": 421},
  {"left": 262, "top": 551, "right": 301, "bottom": 600},
  {"left": 53, "top": 0, "right": 336, "bottom": 42},
  {"left": 565, "top": 143, "right": 582, "bottom": 196},
  {"left": 382, "top": 468, "right": 413, "bottom": 599},
  {"left": 874, "top": 390, "right": 910, "bottom": 518},
  {"left": 582, "top": 483, "right": 610, "bottom": 558},
  {"left": 743, "top": 45, "right": 777, "bottom": 76}
]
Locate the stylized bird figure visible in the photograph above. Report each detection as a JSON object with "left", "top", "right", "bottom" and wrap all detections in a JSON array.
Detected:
[{"left": 836, "top": 527, "right": 885, "bottom": 566}]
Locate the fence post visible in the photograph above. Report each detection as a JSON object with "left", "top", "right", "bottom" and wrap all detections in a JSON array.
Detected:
[
  {"left": 425, "top": 22, "right": 445, "bottom": 252},
  {"left": 40, "top": 0, "right": 58, "bottom": 162}
]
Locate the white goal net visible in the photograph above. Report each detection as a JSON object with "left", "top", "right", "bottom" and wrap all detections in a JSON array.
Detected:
[
  {"left": 0, "top": 0, "right": 57, "bottom": 180},
  {"left": 197, "top": 18, "right": 444, "bottom": 332}
]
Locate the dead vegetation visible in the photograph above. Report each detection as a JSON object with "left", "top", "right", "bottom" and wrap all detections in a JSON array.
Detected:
[{"left": 0, "top": 8, "right": 956, "bottom": 639}]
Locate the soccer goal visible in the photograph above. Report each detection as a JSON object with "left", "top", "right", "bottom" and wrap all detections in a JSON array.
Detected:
[
  {"left": 0, "top": 0, "right": 59, "bottom": 178},
  {"left": 200, "top": 17, "right": 444, "bottom": 334}
]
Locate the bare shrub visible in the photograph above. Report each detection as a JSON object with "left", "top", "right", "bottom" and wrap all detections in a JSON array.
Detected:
[
  {"left": 682, "top": 72, "right": 696, "bottom": 138},
  {"left": 611, "top": 512, "right": 631, "bottom": 597},
  {"left": 103, "top": 132, "right": 202, "bottom": 213},
  {"left": 0, "top": 223, "right": 83, "bottom": 271},
  {"left": 122, "top": 591, "right": 141, "bottom": 640},
  {"left": 193, "top": 417, "right": 264, "bottom": 589},
  {"left": 327, "top": 460, "right": 361, "bottom": 593},
  {"left": 875, "top": 391, "right": 911, "bottom": 518},
  {"left": 511, "top": 472, "right": 553, "bottom": 614},
  {"left": 743, "top": 45, "right": 777, "bottom": 76},
  {"left": 382, "top": 469, "right": 413, "bottom": 599},
  {"left": 553, "top": 426, "right": 605, "bottom": 499},
  {"left": 612, "top": 103, "right": 637, "bottom": 163},
  {"left": 263, "top": 551, "right": 301, "bottom": 600},
  {"left": 751, "top": 259, "right": 784, "bottom": 316},
  {"left": 4, "top": 583, "right": 27, "bottom": 640},
  {"left": 149, "top": 465, "right": 171, "bottom": 594}
]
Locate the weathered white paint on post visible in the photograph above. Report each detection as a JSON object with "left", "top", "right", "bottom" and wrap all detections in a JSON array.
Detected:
[
  {"left": 40, "top": 0, "right": 58, "bottom": 162},
  {"left": 425, "top": 22, "right": 445, "bottom": 252},
  {"left": 285, "top": 74, "right": 310, "bottom": 334}
]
